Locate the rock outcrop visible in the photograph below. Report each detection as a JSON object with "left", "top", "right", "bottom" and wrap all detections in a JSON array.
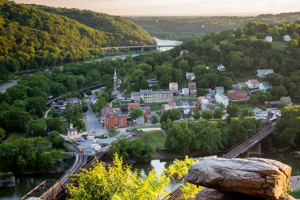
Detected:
[{"left": 185, "top": 158, "right": 292, "bottom": 200}]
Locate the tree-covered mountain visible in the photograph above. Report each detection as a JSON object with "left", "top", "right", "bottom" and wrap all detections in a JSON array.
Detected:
[
  {"left": 128, "top": 12, "right": 300, "bottom": 41},
  {"left": 32, "top": 5, "right": 155, "bottom": 46},
  {"left": 0, "top": 0, "right": 155, "bottom": 77}
]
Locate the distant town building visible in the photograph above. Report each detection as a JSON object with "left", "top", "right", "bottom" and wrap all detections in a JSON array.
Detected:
[
  {"left": 201, "top": 99, "right": 210, "bottom": 111},
  {"left": 246, "top": 79, "right": 260, "bottom": 89},
  {"left": 188, "top": 82, "right": 197, "bottom": 96},
  {"left": 51, "top": 100, "right": 65, "bottom": 110},
  {"left": 131, "top": 89, "right": 173, "bottom": 103},
  {"left": 217, "top": 64, "right": 225, "bottom": 72},
  {"left": 181, "top": 88, "right": 190, "bottom": 96},
  {"left": 280, "top": 96, "right": 292, "bottom": 106},
  {"left": 186, "top": 72, "right": 195, "bottom": 81},
  {"left": 232, "top": 84, "right": 242, "bottom": 90},
  {"left": 202, "top": 25, "right": 205, "bottom": 28},
  {"left": 128, "top": 102, "right": 140, "bottom": 112},
  {"left": 65, "top": 124, "right": 78, "bottom": 136},
  {"left": 147, "top": 78, "right": 158, "bottom": 86},
  {"left": 257, "top": 69, "right": 274, "bottom": 78},
  {"left": 135, "top": 116, "right": 145, "bottom": 125},
  {"left": 104, "top": 112, "right": 127, "bottom": 129},
  {"left": 215, "top": 86, "right": 225, "bottom": 94},
  {"left": 265, "top": 36, "right": 273, "bottom": 42},
  {"left": 283, "top": 35, "right": 292, "bottom": 42},
  {"left": 259, "top": 82, "right": 272, "bottom": 93},
  {"left": 66, "top": 98, "right": 82, "bottom": 107},
  {"left": 227, "top": 89, "right": 248, "bottom": 101},
  {"left": 215, "top": 92, "right": 229, "bottom": 108},
  {"left": 180, "top": 50, "right": 189, "bottom": 56},
  {"left": 146, "top": 113, "right": 154, "bottom": 123},
  {"left": 169, "top": 82, "right": 179, "bottom": 91},
  {"left": 112, "top": 69, "right": 121, "bottom": 97}
]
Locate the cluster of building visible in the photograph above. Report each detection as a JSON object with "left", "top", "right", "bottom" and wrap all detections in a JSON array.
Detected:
[
  {"left": 50, "top": 98, "right": 82, "bottom": 112},
  {"left": 100, "top": 106, "right": 127, "bottom": 129},
  {"left": 131, "top": 89, "right": 173, "bottom": 103},
  {"left": 128, "top": 102, "right": 154, "bottom": 124}
]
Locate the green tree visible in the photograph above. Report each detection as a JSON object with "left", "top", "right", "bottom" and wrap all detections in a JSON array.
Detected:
[
  {"left": 130, "top": 108, "right": 143, "bottom": 119},
  {"left": 46, "top": 118, "right": 63, "bottom": 133},
  {"left": 48, "top": 131, "right": 60, "bottom": 142},
  {"left": 226, "top": 103, "right": 239, "bottom": 118},
  {"left": 192, "top": 109, "right": 201, "bottom": 120},
  {"left": 0, "top": 127, "right": 5, "bottom": 141},
  {"left": 151, "top": 115, "right": 159, "bottom": 124},
  {"left": 27, "top": 119, "right": 46, "bottom": 137},
  {"left": 160, "top": 109, "right": 181, "bottom": 123},
  {"left": 214, "top": 108, "right": 223, "bottom": 119},
  {"left": 82, "top": 102, "right": 89, "bottom": 113},
  {"left": 86, "top": 90, "right": 92, "bottom": 96},
  {"left": 202, "top": 110, "right": 212, "bottom": 119},
  {"left": 151, "top": 84, "right": 159, "bottom": 91}
]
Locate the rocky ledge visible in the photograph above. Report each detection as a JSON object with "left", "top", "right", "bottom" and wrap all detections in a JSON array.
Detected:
[{"left": 184, "top": 158, "right": 294, "bottom": 200}]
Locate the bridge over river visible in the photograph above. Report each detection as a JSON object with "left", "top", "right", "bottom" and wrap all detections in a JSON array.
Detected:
[
  {"left": 102, "top": 44, "right": 177, "bottom": 51},
  {"left": 20, "top": 144, "right": 108, "bottom": 200},
  {"left": 165, "top": 124, "right": 275, "bottom": 200}
]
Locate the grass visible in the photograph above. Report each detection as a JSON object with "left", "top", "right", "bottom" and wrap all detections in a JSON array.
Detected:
[
  {"left": 47, "top": 110, "right": 60, "bottom": 118},
  {"left": 146, "top": 131, "right": 166, "bottom": 148},
  {"left": 5, "top": 132, "right": 25, "bottom": 143},
  {"left": 290, "top": 190, "right": 300, "bottom": 198},
  {"left": 233, "top": 101, "right": 258, "bottom": 110},
  {"left": 135, "top": 125, "right": 161, "bottom": 129},
  {"left": 151, "top": 106, "right": 162, "bottom": 111},
  {"left": 173, "top": 97, "right": 198, "bottom": 101},
  {"left": 271, "top": 41, "right": 288, "bottom": 51}
]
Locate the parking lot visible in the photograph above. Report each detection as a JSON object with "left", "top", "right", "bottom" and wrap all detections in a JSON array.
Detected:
[{"left": 252, "top": 107, "right": 281, "bottom": 122}]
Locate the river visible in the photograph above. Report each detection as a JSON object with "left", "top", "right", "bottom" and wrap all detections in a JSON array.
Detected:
[{"left": 0, "top": 38, "right": 181, "bottom": 94}]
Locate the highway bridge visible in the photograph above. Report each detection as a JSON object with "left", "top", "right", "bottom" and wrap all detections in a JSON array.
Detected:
[
  {"left": 102, "top": 44, "right": 177, "bottom": 51},
  {"left": 20, "top": 144, "right": 108, "bottom": 200},
  {"left": 165, "top": 124, "right": 276, "bottom": 200}
]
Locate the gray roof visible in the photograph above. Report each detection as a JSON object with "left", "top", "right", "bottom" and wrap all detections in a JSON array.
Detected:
[
  {"left": 140, "top": 89, "right": 153, "bottom": 95},
  {"left": 190, "top": 82, "right": 196, "bottom": 86},
  {"left": 257, "top": 69, "right": 274, "bottom": 77},
  {"left": 66, "top": 127, "right": 78, "bottom": 131},
  {"left": 131, "top": 92, "right": 140, "bottom": 96}
]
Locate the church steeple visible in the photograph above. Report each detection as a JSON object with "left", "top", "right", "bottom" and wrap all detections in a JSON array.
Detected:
[{"left": 114, "top": 68, "right": 117, "bottom": 80}]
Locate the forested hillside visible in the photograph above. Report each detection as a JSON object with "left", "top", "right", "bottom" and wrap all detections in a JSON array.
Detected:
[
  {"left": 32, "top": 5, "right": 155, "bottom": 47},
  {"left": 0, "top": 0, "right": 155, "bottom": 78},
  {"left": 128, "top": 12, "right": 300, "bottom": 41}
]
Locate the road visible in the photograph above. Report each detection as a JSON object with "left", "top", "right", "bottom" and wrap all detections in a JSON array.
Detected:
[{"left": 85, "top": 99, "right": 106, "bottom": 135}]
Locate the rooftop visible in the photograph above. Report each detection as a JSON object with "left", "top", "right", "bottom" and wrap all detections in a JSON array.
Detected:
[{"left": 217, "top": 92, "right": 228, "bottom": 99}]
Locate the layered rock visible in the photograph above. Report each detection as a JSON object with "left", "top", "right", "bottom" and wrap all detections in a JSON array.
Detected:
[{"left": 185, "top": 158, "right": 292, "bottom": 200}]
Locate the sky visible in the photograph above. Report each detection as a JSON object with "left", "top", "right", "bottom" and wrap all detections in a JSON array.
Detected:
[{"left": 14, "top": 0, "right": 300, "bottom": 16}]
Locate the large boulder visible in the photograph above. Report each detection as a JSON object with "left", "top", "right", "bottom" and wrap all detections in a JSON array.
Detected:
[{"left": 185, "top": 158, "right": 291, "bottom": 200}]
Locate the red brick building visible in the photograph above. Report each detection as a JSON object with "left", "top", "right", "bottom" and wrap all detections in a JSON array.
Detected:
[
  {"left": 128, "top": 102, "right": 140, "bottom": 112},
  {"left": 104, "top": 112, "right": 127, "bottom": 129},
  {"left": 227, "top": 89, "right": 248, "bottom": 100},
  {"left": 188, "top": 82, "right": 197, "bottom": 96}
]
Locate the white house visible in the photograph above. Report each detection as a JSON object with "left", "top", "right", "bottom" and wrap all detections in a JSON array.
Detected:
[
  {"left": 180, "top": 50, "right": 189, "bottom": 56},
  {"left": 246, "top": 79, "right": 260, "bottom": 89},
  {"left": 259, "top": 82, "right": 272, "bottom": 93},
  {"left": 201, "top": 99, "right": 210, "bottom": 111},
  {"left": 215, "top": 92, "right": 229, "bottom": 108},
  {"left": 169, "top": 82, "right": 178, "bottom": 91},
  {"left": 186, "top": 72, "right": 195, "bottom": 81},
  {"left": 257, "top": 69, "right": 274, "bottom": 78},
  {"left": 283, "top": 35, "right": 292, "bottom": 42},
  {"left": 217, "top": 64, "right": 225, "bottom": 72},
  {"left": 182, "top": 88, "right": 189, "bottom": 96},
  {"left": 265, "top": 36, "right": 273, "bottom": 42}
]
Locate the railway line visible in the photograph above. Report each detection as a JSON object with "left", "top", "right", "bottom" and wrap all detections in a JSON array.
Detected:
[{"left": 20, "top": 143, "right": 107, "bottom": 200}]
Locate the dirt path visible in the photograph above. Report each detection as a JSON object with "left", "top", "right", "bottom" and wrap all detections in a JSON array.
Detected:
[{"left": 44, "top": 108, "right": 51, "bottom": 118}]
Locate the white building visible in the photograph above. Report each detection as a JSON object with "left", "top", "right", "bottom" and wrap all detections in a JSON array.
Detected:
[
  {"left": 182, "top": 88, "right": 189, "bottom": 96},
  {"left": 246, "top": 79, "right": 260, "bottom": 89},
  {"left": 257, "top": 69, "right": 274, "bottom": 78},
  {"left": 265, "top": 36, "right": 273, "bottom": 42},
  {"left": 259, "top": 82, "right": 272, "bottom": 93},
  {"left": 217, "top": 64, "right": 225, "bottom": 71},
  {"left": 169, "top": 82, "right": 179, "bottom": 91},
  {"left": 186, "top": 72, "right": 195, "bottom": 81},
  {"left": 180, "top": 50, "right": 189, "bottom": 56},
  {"left": 201, "top": 99, "right": 210, "bottom": 111},
  {"left": 283, "top": 35, "right": 292, "bottom": 42},
  {"left": 215, "top": 92, "right": 229, "bottom": 108}
]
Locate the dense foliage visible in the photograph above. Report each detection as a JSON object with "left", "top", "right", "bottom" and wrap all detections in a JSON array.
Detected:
[
  {"left": 32, "top": 5, "right": 155, "bottom": 46},
  {"left": 164, "top": 118, "right": 261, "bottom": 155},
  {"left": 274, "top": 106, "right": 300, "bottom": 147},
  {"left": 129, "top": 13, "right": 300, "bottom": 41},
  {"left": 0, "top": 0, "right": 154, "bottom": 78},
  {"left": 67, "top": 154, "right": 201, "bottom": 200},
  {"left": 0, "top": 137, "right": 62, "bottom": 172},
  {"left": 108, "top": 134, "right": 155, "bottom": 162}
]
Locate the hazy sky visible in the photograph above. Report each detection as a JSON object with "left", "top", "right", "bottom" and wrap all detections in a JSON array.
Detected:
[{"left": 14, "top": 0, "right": 300, "bottom": 16}]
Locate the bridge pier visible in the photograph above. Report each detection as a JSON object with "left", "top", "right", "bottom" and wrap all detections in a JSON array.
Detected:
[
  {"left": 248, "top": 143, "right": 261, "bottom": 155},
  {"left": 238, "top": 152, "right": 249, "bottom": 159}
]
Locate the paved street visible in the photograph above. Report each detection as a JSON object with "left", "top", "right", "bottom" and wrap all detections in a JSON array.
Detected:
[{"left": 85, "top": 99, "right": 106, "bottom": 135}]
